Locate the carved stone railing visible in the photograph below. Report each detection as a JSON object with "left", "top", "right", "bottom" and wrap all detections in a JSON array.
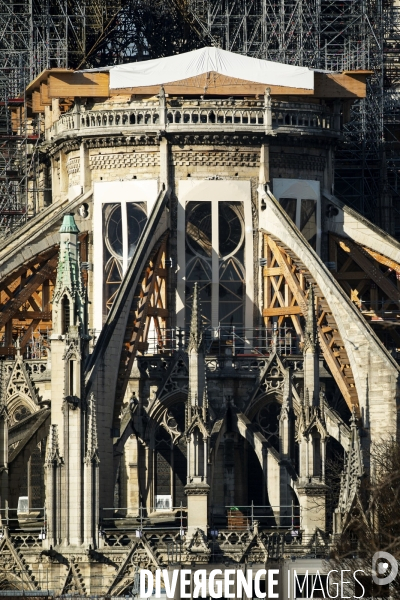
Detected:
[{"left": 47, "top": 96, "right": 338, "bottom": 141}]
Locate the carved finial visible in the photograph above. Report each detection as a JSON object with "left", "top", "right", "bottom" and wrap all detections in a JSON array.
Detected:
[
  {"left": 15, "top": 336, "right": 21, "bottom": 357},
  {"left": 188, "top": 283, "right": 203, "bottom": 353},
  {"left": 46, "top": 424, "right": 61, "bottom": 464},
  {"left": 303, "top": 284, "right": 317, "bottom": 353}
]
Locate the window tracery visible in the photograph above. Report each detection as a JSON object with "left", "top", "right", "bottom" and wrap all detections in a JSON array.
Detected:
[
  {"left": 154, "top": 403, "right": 187, "bottom": 507},
  {"left": 254, "top": 401, "right": 281, "bottom": 451},
  {"left": 103, "top": 202, "right": 148, "bottom": 314},
  {"left": 185, "top": 200, "right": 245, "bottom": 327}
]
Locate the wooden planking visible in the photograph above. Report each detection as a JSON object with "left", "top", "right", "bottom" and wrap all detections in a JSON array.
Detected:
[
  {"left": 48, "top": 72, "right": 109, "bottom": 98},
  {"left": 26, "top": 68, "right": 71, "bottom": 94},
  {"left": 113, "top": 71, "right": 313, "bottom": 96},
  {"left": 112, "top": 71, "right": 369, "bottom": 98},
  {"left": 314, "top": 72, "right": 368, "bottom": 98}
]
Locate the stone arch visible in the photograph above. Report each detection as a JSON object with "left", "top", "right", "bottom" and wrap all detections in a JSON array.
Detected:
[
  {"left": 8, "top": 410, "right": 50, "bottom": 510},
  {"left": 7, "top": 394, "right": 37, "bottom": 426}
]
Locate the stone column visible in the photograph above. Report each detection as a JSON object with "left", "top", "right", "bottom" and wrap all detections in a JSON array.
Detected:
[
  {"left": 80, "top": 141, "right": 91, "bottom": 193},
  {"left": 0, "top": 403, "right": 8, "bottom": 527},
  {"left": 186, "top": 484, "right": 210, "bottom": 535}
]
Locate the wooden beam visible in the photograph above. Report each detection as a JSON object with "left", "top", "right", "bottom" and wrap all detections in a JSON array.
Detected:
[
  {"left": 262, "top": 306, "right": 302, "bottom": 316},
  {"left": 266, "top": 237, "right": 307, "bottom": 312},
  {"left": 19, "top": 320, "right": 41, "bottom": 352},
  {"left": 263, "top": 267, "right": 282, "bottom": 276},
  {"left": 0, "top": 247, "right": 58, "bottom": 294},
  {"left": 335, "top": 271, "right": 370, "bottom": 280},
  {"left": 32, "top": 91, "right": 45, "bottom": 113},
  {"left": 40, "top": 82, "right": 52, "bottom": 106},
  {"left": 14, "top": 311, "right": 52, "bottom": 320},
  {"left": 267, "top": 235, "right": 359, "bottom": 413},
  {"left": 48, "top": 72, "right": 109, "bottom": 98},
  {"left": 362, "top": 246, "right": 400, "bottom": 273},
  {"left": 0, "top": 256, "right": 58, "bottom": 326},
  {"left": 26, "top": 68, "right": 71, "bottom": 94},
  {"left": 334, "top": 236, "right": 400, "bottom": 309}
]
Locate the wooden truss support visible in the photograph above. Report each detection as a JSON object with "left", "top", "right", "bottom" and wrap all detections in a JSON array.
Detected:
[
  {"left": 0, "top": 235, "right": 86, "bottom": 356},
  {"left": 328, "top": 233, "right": 400, "bottom": 353},
  {"left": 264, "top": 235, "right": 359, "bottom": 414},
  {"left": 330, "top": 235, "right": 400, "bottom": 309},
  {"left": 113, "top": 236, "right": 169, "bottom": 428}
]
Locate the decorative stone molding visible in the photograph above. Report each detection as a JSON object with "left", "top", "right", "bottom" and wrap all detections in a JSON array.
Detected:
[
  {"left": 171, "top": 149, "right": 259, "bottom": 168},
  {"left": 90, "top": 151, "right": 160, "bottom": 171}
]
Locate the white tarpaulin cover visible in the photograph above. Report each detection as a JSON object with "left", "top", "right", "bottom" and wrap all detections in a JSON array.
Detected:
[{"left": 100, "top": 47, "right": 313, "bottom": 90}]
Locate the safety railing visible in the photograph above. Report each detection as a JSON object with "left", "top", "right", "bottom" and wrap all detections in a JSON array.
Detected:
[
  {"left": 142, "top": 325, "right": 301, "bottom": 356},
  {"left": 222, "top": 502, "right": 301, "bottom": 531},
  {"left": 100, "top": 503, "right": 187, "bottom": 536}
]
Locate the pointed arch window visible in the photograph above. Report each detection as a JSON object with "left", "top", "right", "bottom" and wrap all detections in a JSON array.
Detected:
[
  {"left": 255, "top": 401, "right": 281, "bottom": 451},
  {"left": 185, "top": 200, "right": 246, "bottom": 327},
  {"left": 102, "top": 202, "right": 148, "bottom": 316},
  {"left": 154, "top": 403, "right": 187, "bottom": 508}
]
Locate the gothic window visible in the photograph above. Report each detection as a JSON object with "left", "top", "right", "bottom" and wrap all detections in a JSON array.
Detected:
[
  {"left": 255, "top": 402, "right": 281, "bottom": 451},
  {"left": 279, "top": 197, "right": 317, "bottom": 249},
  {"left": 155, "top": 427, "right": 171, "bottom": 497},
  {"left": 30, "top": 442, "right": 45, "bottom": 510},
  {"left": 154, "top": 403, "right": 187, "bottom": 508},
  {"left": 300, "top": 199, "right": 317, "bottom": 248},
  {"left": 185, "top": 200, "right": 245, "bottom": 327},
  {"left": 273, "top": 178, "right": 320, "bottom": 253},
  {"left": 279, "top": 198, "right": 296, "bottom": 223},
  {"left": 103, "top": 202, "right": 147, "bottom": 315},
  {"left": 185, "top": 202, "right": 212, "bottom": 325},
  {"left": 12, "top": 404, "right": 31, "bottom": 424}
]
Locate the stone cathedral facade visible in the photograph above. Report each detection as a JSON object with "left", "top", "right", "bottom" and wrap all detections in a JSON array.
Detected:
[{"left": 0, "top": 48, "right": 399, "bottom": 595}]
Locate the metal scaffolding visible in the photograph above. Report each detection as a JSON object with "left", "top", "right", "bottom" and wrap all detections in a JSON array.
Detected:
[
  {"left": 0, "top": 0, "right": 124, "bottom": 235},
  {"left": 0, "top": 0, "right": 399, "bottom": 235},
  {"left": 184, "top": 0, "right": 390, "bottom": 229}
]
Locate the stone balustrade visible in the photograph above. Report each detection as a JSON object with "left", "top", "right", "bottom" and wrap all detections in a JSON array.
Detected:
[{"left": 47, "top": 98, "right": 337, "bottom": 140}]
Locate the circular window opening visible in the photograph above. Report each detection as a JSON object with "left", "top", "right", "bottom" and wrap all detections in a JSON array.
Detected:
[
  {"left": 219, "top": 203, "right": 244, "bottom": 258},
  {"left": 14, "top": 405, "right": 31, "bottom": 423}
]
